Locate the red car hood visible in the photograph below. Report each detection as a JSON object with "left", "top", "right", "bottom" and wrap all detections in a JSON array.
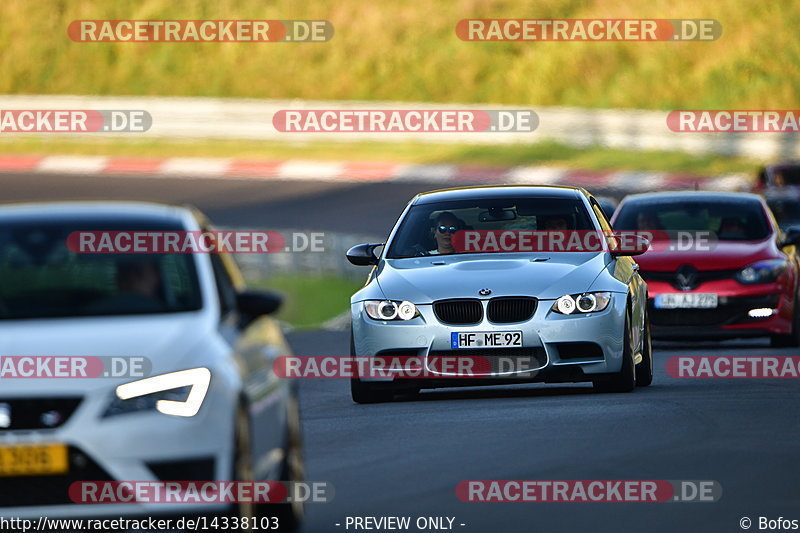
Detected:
[{"left": 635, "top": 238, "right": 779, "bottom": 271}]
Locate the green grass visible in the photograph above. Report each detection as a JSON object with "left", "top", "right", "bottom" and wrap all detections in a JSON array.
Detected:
[
  {"left": 1, "top": 0, "right": 798, "bottom": 109},
  {"left": 0, "top": 137, "right": 761, "bottom": 176},
  {"left": 247, "top": 274, "right": 362, "bottom": 329}
]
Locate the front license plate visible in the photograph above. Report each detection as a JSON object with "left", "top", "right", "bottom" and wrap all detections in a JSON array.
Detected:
[
  {"left": 451, "top": 331, "right": 523, "bottom": 349},
  {"left": 0, "top": 443, "right": 68, "bottom": 477},
  {"left": 655, "top": 293, "right": 718, "bottom": 309}
]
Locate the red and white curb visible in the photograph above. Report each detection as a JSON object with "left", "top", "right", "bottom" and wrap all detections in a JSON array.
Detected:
[{"left": 0, "top": 155, "right": 750, "bottom": 191}]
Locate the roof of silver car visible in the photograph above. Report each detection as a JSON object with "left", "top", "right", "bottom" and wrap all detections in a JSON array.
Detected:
[{"left": 412, "top": 185, "right": 589, "bottom": 205}]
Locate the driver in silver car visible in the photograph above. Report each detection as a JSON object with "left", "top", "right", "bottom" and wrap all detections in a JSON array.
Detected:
[{"left": 428, "top": 211, "right": 465, "bottom": 255}]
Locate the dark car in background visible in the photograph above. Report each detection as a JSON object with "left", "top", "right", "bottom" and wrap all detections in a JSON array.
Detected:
[
  {"left": 765, "top": 189, "right": 800, "bottom": 232},
  {"left": 755, "top": 162, "right": 800, "bottom": 192},
  {"left": 612, "top": 192, "right": 800, "bottom": 345},
  {"left": 595, "top": 196, "right": 619, "bottom": 220}
]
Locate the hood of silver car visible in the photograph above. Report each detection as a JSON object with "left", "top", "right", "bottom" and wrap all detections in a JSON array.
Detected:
[{"left": 377, "top": 253, "right": 609, "bottom": 303}]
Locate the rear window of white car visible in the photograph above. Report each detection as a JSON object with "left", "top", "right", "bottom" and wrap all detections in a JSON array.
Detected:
[{"left": 0, "top": 219, "right": 202, "bottom": 319}]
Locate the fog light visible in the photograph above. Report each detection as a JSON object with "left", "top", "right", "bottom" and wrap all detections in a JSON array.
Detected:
[{"left": 747, "top": 307, "right": 775, "bottom": 318}]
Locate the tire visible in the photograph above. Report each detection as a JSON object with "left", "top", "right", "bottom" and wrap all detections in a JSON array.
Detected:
[
  {"left": 232, "top": 399, "right": 304, "bottom": 532},
  {"left": 771, "top": 303, "right": 800, "bottom": 347},
  {"left": 232, "top": 404, "right": 257, "bottom": 531},
  {"left": 636, "top": 310, "right": 654, "bottom": 387},
  {"left": 270, "top": 390, "right": 305, "bottom": 532},
  {"left": 594, "top": 306, "right": 636, "bottom": 393}
]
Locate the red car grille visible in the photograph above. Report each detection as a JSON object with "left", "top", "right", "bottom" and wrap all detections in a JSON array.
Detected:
[
  {"left": 639, "top": 269, "right": 739, "bottom": 291},
  {"left": 649, "top": 295, "right": 781, "bottom": 327}
]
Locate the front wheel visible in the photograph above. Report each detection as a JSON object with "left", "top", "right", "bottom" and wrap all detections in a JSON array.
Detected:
[
  {"left": 232, "top": 405, "right": 257, "bottom": 530},
  {"left": 271, "top": 390, "right": 305, "bottom": 532}
]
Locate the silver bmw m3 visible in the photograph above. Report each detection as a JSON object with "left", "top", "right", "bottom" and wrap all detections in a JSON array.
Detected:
[{"left": 346, "top": 185, "right": 652, "bottom": 403}]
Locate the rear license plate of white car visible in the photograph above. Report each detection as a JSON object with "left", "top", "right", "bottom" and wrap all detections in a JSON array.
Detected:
[
  {"left": 655, "top": 293, "right": 718, "bottom": 309},
  {"left": 451, "top": 331, "right": 523, "bottom": 349}
]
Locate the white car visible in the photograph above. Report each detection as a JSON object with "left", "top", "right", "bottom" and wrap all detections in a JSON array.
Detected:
[{"left": 0, "top": 202, "right": 303, "bottom": 529}]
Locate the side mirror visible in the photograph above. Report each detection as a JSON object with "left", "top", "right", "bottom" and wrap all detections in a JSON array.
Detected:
[
  {"left": 346, "top": 243, "right": 383, "bottom": 266},
  {"left": 237, "top": 289, "right": 282, "bottom": 318},
  {"left": 609, "top": 233, "right": 650, "bottom": 257},
  {"left": 781, "top": 227, "right": 800, "bottom": 247}
]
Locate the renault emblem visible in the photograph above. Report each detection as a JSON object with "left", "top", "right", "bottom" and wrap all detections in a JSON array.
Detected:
[{"left": 675, "top": 265, "right": 698, "bottom": 291}]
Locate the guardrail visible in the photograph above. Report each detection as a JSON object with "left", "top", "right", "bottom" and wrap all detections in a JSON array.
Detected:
[
  {"left": 231, "top": 228, "right": 381, "bottom": 282},
  {"left": 1, "top": 95, "right": 797, "bottom": 159}
]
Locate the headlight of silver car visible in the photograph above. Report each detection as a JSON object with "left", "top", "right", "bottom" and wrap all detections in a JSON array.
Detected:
[
  {"left": 103, "top": 367, "right": 211, "bottom": 418},
  {"left": 364, "top": 300, "right": 419, "bottom": 320},
  {"left": 551, "top": 292, "right": 612, "bottom": 315}
]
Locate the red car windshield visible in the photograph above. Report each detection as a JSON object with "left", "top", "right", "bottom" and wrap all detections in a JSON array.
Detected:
[{"left": 613, "top": 198, "right": 772, "bottom": 241}]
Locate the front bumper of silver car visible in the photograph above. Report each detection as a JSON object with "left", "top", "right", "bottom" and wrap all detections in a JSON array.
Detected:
[{"left": 351, "top": 293, "right": 628, "bottom": 386}]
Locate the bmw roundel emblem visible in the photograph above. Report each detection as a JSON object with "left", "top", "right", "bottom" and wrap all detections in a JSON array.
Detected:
[{"left": 478, "top": 288, "right": 492, "bottom": 296}]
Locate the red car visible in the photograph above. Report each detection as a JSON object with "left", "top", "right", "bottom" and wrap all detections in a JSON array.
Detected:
[{"left": 611, "top": 192, "right": 800, "bottom": 345}]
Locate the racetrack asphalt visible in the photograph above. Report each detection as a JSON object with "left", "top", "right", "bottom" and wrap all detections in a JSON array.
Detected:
[
  {"left": 288, "top": 331, "right": 800, "bottom": 533},
  {"left": 0, "top": 172, "right": 448, "bottom": 235}
]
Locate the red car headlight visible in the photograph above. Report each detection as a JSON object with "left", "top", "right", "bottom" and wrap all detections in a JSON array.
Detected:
[{"left": 736, "top": 260, "right": 788, "bottom": 284}]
